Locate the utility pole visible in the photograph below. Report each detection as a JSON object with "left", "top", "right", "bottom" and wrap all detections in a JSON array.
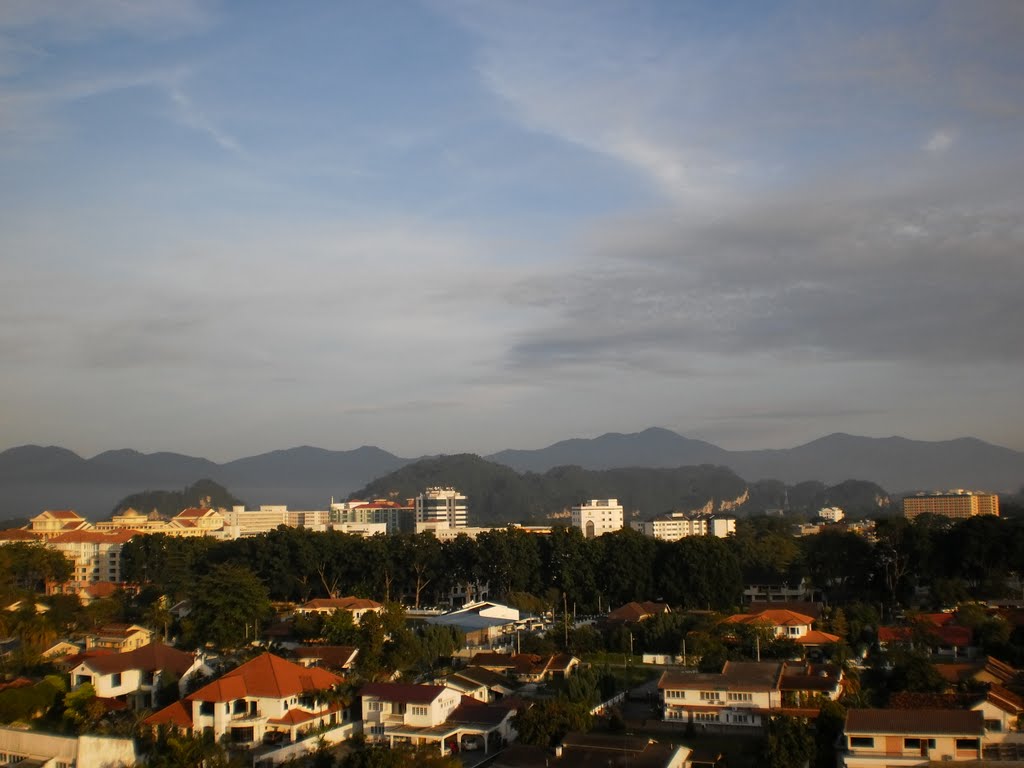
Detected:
[{"left": 563, "top": 592, "right": 569, "bottom": 648}]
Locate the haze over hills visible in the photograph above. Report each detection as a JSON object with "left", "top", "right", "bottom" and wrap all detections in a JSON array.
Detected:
[{"left": 0, "top": 428, "right": 1020, "bottom": 518}]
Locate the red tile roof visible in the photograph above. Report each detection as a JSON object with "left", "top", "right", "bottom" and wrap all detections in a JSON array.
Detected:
[
  {"left": 292, "top": 646, "right": 358, "bottom": 669},
  {"left": 76, "top": 641, "right": 195, "bottom": 676},
  {"left": 175, "top": 507, "right": 214, "bottom": 518},
  {"left": 0, "top": 528, "right": 42, "bottom": 541},
  {"left": 606, "top": 601, "right": 670, "bottom": 623},
  {"left": 144, "top": 699, "right": 192, "bottom": 728},
  {"left": 46, "top": 510, "right": 84, "bottom": 520},
  {"left": 301, "top": 597, "right": 382, "bottom": 611},
  {"left": 723, "top": 609, "right": 814, "bottom": 627},
  {"left": 268, "top": 702, "right": 342, "bottom": 725},
  {"left": 188, "top": 653, "right": 342, "bottom": 703}
]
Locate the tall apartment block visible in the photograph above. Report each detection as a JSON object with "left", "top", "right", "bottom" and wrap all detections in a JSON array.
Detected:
[
  {"left": 415, "top": 487, "right": 468, "bottom": 531},
  {"left": 903, "top": 490, "right": 999, "bottom": 520}
]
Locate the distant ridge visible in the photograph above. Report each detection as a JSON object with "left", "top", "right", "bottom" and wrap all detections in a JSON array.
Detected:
[
  {"left": 1, "top": 429, "right": 1021, "bottom": 518},
  {"left": 487, "top": 430, "right": 1024, "bottom": 493}
]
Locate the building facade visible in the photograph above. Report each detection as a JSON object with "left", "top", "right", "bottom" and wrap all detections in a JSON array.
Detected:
[
  {"left": 571, "top": 499, "right": 624, "bottom": 538},
  {"left": 903, "top": 491, "right": 999, "bottom": 520},
  {"left": 415, "top": 488, "right": 468, "bottom": 532},
  {"left": 632, "top": 512, "right": 735, "bottom": 541}
]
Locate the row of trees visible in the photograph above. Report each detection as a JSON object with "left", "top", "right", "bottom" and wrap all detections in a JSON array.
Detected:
[{"left": 119, "top": 513, "right": 1024, "bottom": 619}]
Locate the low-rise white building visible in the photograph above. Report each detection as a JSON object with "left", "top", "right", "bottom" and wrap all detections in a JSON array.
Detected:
[
  {"left": 819, "top": 506, "right": 845, "bottom": 523},
  {"left": 633, "top": 512, "right": 736, "bottom": 541},
  {"left": 572, "top": 499, "right": 624, "bottom": 538}
]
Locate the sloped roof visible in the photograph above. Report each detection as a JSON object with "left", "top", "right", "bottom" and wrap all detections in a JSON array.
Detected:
[
  {"left": 268, "top": 702, "right": 341, "bottom": 725},
  {"left": 723, "top": 609, "right": 814, "bottom": 627},
  {"left": 78, "top": 641, "right": 194, "bottom": 676},
  {"left": 360, "top": 682, "right": 449, "bottom": 704},
  {"left": 292, "top": 646, "right": 358, "bottom": 669},
  {"left": 44, "top": 509, "right": 85, "bottom": 520},
  {"left": 796, "top": 630, "right": 840, "bottom": 645},
  {"left": 301, "top": 596, "right": 382, "bottom": 611},
  {"left": 144, "top": 699, "right": 192, "bottom": 728},
  {"left": 0, "top": 528, "right": 42, "bottom": 541},
  {"left": 606, "top": 601, "right": 670, "bottom": 623},
  {"left": 175, "top": 507, "right": 215, "bottom": 518},
  {"left": 188, "top": 652, "right": 342, "bottom": 703},
  {"left": 845, "top": 708, "right": 983, "bottom": 735},
  {"left": 88, "top": 623, "right": 149, "bottom": 639},
  {"left": 455, "top": 666, "right": 518, "bottom": 689},
  {"left": 659, "top": 661, "right": 782, "bottom": 692}
]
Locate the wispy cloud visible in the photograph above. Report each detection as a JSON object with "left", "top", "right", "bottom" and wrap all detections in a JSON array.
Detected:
[{"left": 924, "top": 128, "right": 956, "bottom": 154}]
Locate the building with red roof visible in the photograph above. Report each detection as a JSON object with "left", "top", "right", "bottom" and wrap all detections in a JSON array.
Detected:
[
  {"left": 24, "top": 509, "right": 92, "bottom": 539},
  {"left": 44, "top": 529, "right": 135, "bottom": 590},
  {"left": 145, "top": 652, "right": 348, "bottom": 748},
  {"left": 296, "top": 596, "right": 384, "bottom": 624},
  {"left": 722, "top": 608, "right": 840, "bottom": 648},
  {"left": 70, "top": 641, "right": 206, "bottom": 709}
]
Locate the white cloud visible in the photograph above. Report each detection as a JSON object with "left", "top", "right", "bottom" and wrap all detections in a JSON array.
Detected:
[{"left": 924, "top": 129, "right": 956, "bottom": 154}]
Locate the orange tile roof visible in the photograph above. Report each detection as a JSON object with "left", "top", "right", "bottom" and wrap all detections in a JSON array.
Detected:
[
  {"left": 268, "top": 702, "right": 341, "bottom": 725},
  {"left": 175, "top": 507, "right": 213, "bottom": 518},
  {"left": 77, "top": 641, "right": 195, "bottom": 676},
  {"left": 144, "top": 699, "right": 192, "bottom": 728},
  {"left": 301, "top": 596, "right": 382, "bottom": 611},
  {"left": 188, "top": 652, "right": 342, "bottom": 703},
  {"left": 796, "top": 630, "right": 840, "bottom": 645},
  {"left": 46, "top": 510, "right": 84, "bottom": 519},
  {"left": 723, "top": 609, "right": 815, "bottom": 627},
  {"left": 0, "top": 528, "right": 42, "bottom": 541}
]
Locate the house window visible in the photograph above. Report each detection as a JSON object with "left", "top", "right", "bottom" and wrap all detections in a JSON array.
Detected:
[
  {"left": 411, "top": 706, "right": 428, "bottom": 716},
  {"left": 955, "top": 738, "right": 979, "bottom": 751},
  {"left": 849, "top": 737, "right": 873, "bottom": 748},
  {"left": 694, "top": 713, "right": 717, "bottom": 722},
  {"left": 904, "top": 738, "right": 921, "bottom": 750},
  {"left": 111, "top": 673, "right": 122, "bottom": 687},
  {"left": 727, "top": 692, "right": 752, "bottom": 702},
  {"left": 699, "top": 691, "right": 720, "bottom": 701},
  {"left": 368, "top": 702, "right": 383, "bottom": 712},
  {"left": 985, "top": 719, "right": 1002, "bottom": 732}
]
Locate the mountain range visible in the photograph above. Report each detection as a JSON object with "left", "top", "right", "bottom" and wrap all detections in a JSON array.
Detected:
[{"left": 0, "top": 428, "right": 1021, "bottom": 519}]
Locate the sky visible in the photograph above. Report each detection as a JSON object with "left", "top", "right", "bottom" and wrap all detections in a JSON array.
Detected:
[{"left": 2, "top": 0, "right": 1023, "bottom": 461}]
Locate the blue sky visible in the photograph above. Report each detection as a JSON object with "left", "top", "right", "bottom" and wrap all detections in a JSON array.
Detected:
[{"left": 2, "top": 0, "right": 1023, "bottom": 460}]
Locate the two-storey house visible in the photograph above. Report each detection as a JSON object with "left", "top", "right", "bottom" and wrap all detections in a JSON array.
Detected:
[
  {"left": 360, "top": 682, "right": 515, "bottom": 755},
  {"left": 840, "top": 709, "right": 984, "bottom": 766},
  {"left": 296, "top": 596, "right": 384, "bottom": 625},
  {"left": 658, "top": 662, "right": 784, "bottom": 728},
  {"left": 145, "top": 652, "right": 346, "bottom": 747},
  {"left": 70, "top": 641, "right": 206, "bottom": 709}
]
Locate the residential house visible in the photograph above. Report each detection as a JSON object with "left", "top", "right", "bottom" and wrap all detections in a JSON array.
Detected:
[
  {"left": 554, "top": 732, "right": 693, "bottom": 768},
  {"left": 839, "top": 709, "right": 984, "bottom": 766},
  {"left": 658, "top": 661, "right": 786, "bottom": 728},
  {"left": 441, "top": 666, "right": 518, "bottom": 703},
  {"left": 84, "top": 623, "right": 154, "bottom": 652},
  {"left": 606, "top": 601, "right": 671, "bottom": 625},
  {"left": 722, "top": 608, "right": 840, "bottom": 649},
  {"left": 888, "top": 689, "right": 1024, "bottom": 746},
  {"left": 877, "top": 613, "right": 974, "bottom": 658},
  {"left": 70, "top": 641, "right": 206, "bottom": 709},
  {"left": 360, "top": 682, "right": 515, "bottom": 754},
  {"left": 779, "top": 662, "right": 844, "bottom": 708},
  {"left": 145, "top": 652, "right": 349, "bottom": 747},
  {"left": 470, "top": 652, "right": 580, "bottom": 683},
  {"left": 296, "top": 596, "right": 384, "bottom": 625}
]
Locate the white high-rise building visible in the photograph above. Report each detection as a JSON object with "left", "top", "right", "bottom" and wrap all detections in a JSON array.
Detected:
[
  {"left": 572, "top": 499, "right": 624, "bottom": 538},
  {"left": 415, "top": 487, "right": 468, "bottom": 532}
]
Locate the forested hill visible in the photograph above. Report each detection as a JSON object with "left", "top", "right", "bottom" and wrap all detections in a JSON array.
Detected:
[
  {"left": 112, "top": 479, "right": 245, "bottom": 519},
  {"left": 350, "top": 454, "right": 751, "bottom": 525}
]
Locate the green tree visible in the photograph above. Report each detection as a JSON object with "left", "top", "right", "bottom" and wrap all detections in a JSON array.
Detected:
[
  {"left": 513, "top": 699, "right": 592, "bottom": 747},
  {"left": 185, "top": 563, "right": 271, "bottom": 649},
  {"left": 763, "top": 715, "right": 814, "bottom": 768}
]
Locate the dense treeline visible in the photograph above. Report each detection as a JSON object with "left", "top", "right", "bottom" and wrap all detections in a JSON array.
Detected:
[
  {"left": 112, "top": 478, "right": 245, "bottom": 518},
  {"left": 119, "top": 513, "right": 1024, "bottom": 619}
]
